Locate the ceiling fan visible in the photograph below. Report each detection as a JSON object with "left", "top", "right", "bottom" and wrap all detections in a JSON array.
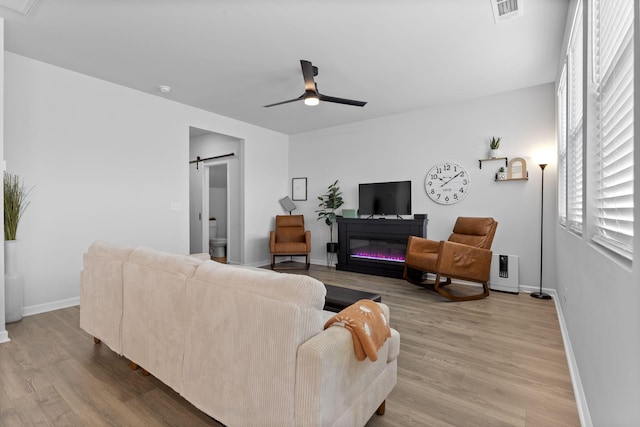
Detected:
[{"left": 263, "top": 60, "right": 367, "bottom": 108}]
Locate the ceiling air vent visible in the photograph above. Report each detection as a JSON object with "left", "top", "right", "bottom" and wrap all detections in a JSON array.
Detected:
[{"left": 491, "top": 0, "right": 524, "bottom": 23}]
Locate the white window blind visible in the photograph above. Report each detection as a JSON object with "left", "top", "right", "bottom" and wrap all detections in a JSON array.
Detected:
[
  {"left": 592, "top": 0, "right": 634, "bottom": 259},
  {"left": 567, "top": 1, "right": 583, "bottom": 234},
  {"left": 557, "top": 65, "right": 568, "bottom": 226}
]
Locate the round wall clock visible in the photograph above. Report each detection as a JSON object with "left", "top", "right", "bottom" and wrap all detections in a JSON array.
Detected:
[{"left": 424, "top": 161, "right": 470, "bottom": 205}]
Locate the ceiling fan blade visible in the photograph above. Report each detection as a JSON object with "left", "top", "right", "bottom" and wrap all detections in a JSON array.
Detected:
[
  {"left": 263, "top": 95, "right": 304, "bottom": 108},
  {"left": 319, "top": 94, "right": 367, "bottom": 107},
  {"left": 266, "top": 60, "right": 366, "bottom": 108},
  {"left": 300, "top": 60, "right": 317, "bottom": 92}
]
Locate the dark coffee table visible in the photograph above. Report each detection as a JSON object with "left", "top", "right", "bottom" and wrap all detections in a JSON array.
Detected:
[{"left": 323, "top": 284, "right": 382, "bottom": 313}]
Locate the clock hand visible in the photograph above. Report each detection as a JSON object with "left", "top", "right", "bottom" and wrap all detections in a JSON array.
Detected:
[{"left": 441, "top": 171, "right": 463, "bottom": 187}]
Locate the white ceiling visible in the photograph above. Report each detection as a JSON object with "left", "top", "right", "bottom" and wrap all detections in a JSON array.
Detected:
[{"left": 0, "top": 0, "right": 569, "bottom": 135}]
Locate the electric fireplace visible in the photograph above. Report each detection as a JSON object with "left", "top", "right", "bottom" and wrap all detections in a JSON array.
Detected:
[
  {"left": 350, "top": 238, "right": 406, "bottom": 263},
  {"left": 336, "top": 217, "right": 428, "bottom": 278}
]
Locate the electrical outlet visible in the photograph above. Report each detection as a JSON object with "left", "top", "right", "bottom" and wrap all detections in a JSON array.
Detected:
[{"left": 170, "top": 202, "right": 183, "bottom": 211}]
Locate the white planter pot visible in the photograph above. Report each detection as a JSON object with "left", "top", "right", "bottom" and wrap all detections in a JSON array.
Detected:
[
  {"left": 489, "top": 149, "right": 500, "bottom": 158},
  {"left": 497, "top": 172, "right": 507, "bottom": 180},
  {"left": 4, "top": 240, "right": 24, "bottom": 323}
]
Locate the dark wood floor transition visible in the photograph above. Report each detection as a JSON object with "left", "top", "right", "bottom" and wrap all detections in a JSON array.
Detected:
[{"left": 0, "top": 264, "right": 580, "bottom": 426}]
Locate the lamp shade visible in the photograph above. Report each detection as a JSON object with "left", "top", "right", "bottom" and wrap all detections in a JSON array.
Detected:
[
  {"left": 532, "top": 147, "right": 554, "bottom": 166},
  {"left": 279, "top": 196, "right": 297, "bottom": 213}
]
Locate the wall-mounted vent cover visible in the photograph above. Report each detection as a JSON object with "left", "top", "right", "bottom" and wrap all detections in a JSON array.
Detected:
[{"left": 491, "top": 0, "right": 524, "bottom": 23}]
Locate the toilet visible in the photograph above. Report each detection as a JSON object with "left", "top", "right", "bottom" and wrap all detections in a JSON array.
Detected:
[{"left": 208, "top": 219, "right": 227, "bottom": 258}]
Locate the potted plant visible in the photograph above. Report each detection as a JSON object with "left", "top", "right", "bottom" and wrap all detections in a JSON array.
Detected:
[
  {"left": 316, "top": 179, "right": 344, "bottom": 254},
  {"left": 4, "top": 172, "right": 31, "bottom": 323},
  {"left": 489, "top": 137, "right": 501, "bottom": 158},
  {"left": 497, "top": 166, "right": 507, "bottom": 180}
]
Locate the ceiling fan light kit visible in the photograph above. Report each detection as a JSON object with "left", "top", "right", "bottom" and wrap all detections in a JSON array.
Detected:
[
  {"left": 264, "top": 60, "right": 367, "bottom": 108},
  {"left": 303, "top": 91, "right": 320, "bottom": 106}
]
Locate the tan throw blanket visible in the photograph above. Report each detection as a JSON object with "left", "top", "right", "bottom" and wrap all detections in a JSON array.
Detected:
[{"left": 324, "top": 300, "right": 391, "bottom": 362}]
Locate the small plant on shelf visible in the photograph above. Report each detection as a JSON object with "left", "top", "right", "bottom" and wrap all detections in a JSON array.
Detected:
[
  {"left": 489, "top": 137, "right": 501, "bottom": 158},
  {"left": 497, "top": 166, "right": 507, "bottom": 181}
]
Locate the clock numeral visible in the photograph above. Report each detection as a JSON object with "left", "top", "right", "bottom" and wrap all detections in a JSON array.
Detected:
[
  {"left": 427, "top": 181, "right": 433, "bottom": 187},
  {"left": 459, "top": 187, "right": 464, "bottom": 193},
  {"left": 463, "top": 179, "right": 468, "bottom": 185},
  {"left": 430, "top": 189, "right": 435, "bottom": 194},
  {"left": 445, "top": 196, "right": 450, "bottom": 202}
]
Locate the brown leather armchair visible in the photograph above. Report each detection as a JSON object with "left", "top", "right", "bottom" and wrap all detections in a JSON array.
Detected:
[
  {"left": 403, "top": 217, "right": 498, "bottom": 301},
  {"left": 269, "top": 215, "right": 311, "bottom": 270}
]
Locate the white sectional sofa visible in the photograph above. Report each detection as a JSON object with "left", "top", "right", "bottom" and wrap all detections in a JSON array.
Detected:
[{"left": 79, "top": 241, "right": 400, "bottom": 427}]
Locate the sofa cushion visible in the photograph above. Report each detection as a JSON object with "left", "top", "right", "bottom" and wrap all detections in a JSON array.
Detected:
[
  {"left": 182, "top": 261, "right": 325, "bottom": 427},
  {"left": 121, "top": 247, "right": 202, "bottom": 394}
]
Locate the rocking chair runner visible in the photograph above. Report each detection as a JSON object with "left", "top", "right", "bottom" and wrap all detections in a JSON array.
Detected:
[{"left": 403, "top": 217, "right": 498, "bottom": 301}]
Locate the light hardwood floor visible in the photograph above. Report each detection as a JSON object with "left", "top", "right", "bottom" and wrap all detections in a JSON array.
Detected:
[{"left": 0, "top": 264, "right": 580, "bottom": 426}]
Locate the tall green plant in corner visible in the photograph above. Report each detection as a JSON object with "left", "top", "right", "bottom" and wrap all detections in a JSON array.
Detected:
[
  {"left": 316, "top": 179, "right": 344, "bottom": 243},
  {"left": 4, "top": 172, "right": 31, "bottom": 241}
]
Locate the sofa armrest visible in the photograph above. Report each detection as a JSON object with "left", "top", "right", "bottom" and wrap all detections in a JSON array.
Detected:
[
  {"left": 406, "top": 235, "right": 440, "bottom": 253},
  {"left": 436, "top": 240, "right": 492, "bottom": 282},
  {"left": 405, "top": 236, "right": 440, "bottom": 270},
  {"left": 295, "top": 319, "right": 399, "bottom": 426},
  {"left": 305, "top": 230, "right": 311, "bottom": 252},
  {"left": 269, "top": 230, "right": 276, "bottom": 252}
]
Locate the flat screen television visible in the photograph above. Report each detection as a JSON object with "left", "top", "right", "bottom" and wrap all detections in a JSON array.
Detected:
[{"left": 358, "top": 180, "right": 411, "bottom": 217}]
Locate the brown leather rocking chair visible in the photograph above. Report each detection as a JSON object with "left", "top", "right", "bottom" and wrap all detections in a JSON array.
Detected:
[
  {"left": 403, "top": 217, "right": 498, "bottom": 301},
  {"left": 269, "top": 215, "right": 311, "bottom": 270}
]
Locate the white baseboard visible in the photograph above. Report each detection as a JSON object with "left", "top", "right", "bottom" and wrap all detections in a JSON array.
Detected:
[
  {"left": 518, "top": 284, "right": 554, "bottom": 295},
  {"left": 549, "top": 291, "right": 593, "bottom": 427},
  {"left": 0, "top": 330, "right": 10, "bottom": 344},
  {"left": 311, "top": 257, "right": 335, "bottom": 267},
  {"left": 22, "top": 296, "right": 80, "bottom": 317}
]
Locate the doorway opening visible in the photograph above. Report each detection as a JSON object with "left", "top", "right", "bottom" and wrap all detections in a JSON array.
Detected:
[{"left": 189, "top": 127, "right": 243, "bottom": 264}]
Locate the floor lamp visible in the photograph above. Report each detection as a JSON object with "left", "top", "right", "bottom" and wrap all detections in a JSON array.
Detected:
[{"left": 531, "top": 163, "right": 552, "bottom": 299}]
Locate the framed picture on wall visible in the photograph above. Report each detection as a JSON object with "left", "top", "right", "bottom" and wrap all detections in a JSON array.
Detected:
[{"left": 292, "top": 177, "right": 307, "bottom": 201}]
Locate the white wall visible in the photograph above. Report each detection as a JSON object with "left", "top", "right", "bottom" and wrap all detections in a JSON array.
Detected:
[
  {"left": 0, "top": 18, "right": 7, "bottom": 342},
  {"left": 551, "top": 1, "right": 640, "bottom": 425},
  {"left": 3, "top": 52, "right": 288, "bottom": 313},
  {"left": 290, "top": 83, "right": 557, "bottom": 290},
  {"left": 210, "top": 187, "right": 227, "bottom": 236}
]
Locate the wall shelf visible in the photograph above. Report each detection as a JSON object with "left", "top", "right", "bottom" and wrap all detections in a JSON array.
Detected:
[
  {"left": 495, "top": 177, "right": 529, "bottom": 182},
  {"left": 478, "top": 157, "right": 508, "bottom": 169}
]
